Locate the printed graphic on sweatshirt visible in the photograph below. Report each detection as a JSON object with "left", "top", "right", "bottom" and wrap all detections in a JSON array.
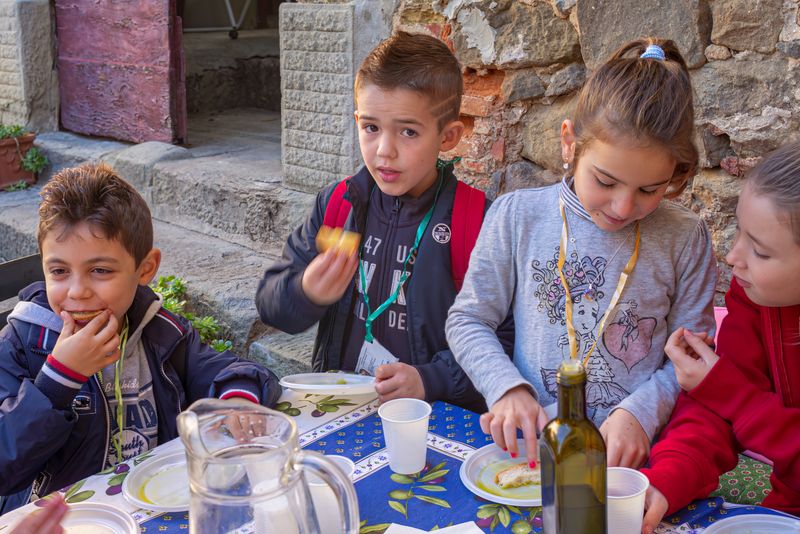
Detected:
[
  {"left": 100, "top": 350, "right": 158, "bottom": 466},
  {"left": 532, "top": 249, "right": 608, "bottom": 324},
  {"left": 602, "top": 300, "right": 656, "bottom": 372},
  {"left": 104, "top": 386, "right": 158, "bottom": 465},
  {"left": 534, "top": 247, "right": 655, "bottom": 418},
  {"left": 354, "top": 234, "right": 416, "bottom": 335}
]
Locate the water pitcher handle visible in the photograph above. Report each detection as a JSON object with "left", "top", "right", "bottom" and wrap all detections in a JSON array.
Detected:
[{"left": 295, "top": 451, "right": 359, "bottom": 534}]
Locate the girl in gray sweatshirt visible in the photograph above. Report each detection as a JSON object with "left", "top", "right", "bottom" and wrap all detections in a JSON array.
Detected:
[{"left": 446, "top": 38, "right": 717, "bottom": 469}]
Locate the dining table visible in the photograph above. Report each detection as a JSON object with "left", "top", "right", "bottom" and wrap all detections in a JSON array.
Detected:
[{"left": 0, "top": 387, "right": 794, "bottom": 533}]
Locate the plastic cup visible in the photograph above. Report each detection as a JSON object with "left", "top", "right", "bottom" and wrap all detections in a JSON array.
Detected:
[
  {"left": 378, "top": 398, "right": 431, "bottom": 474},
  {"left": 308, "top": 455, "right": 355, "bottom": 534},
  {"left": 607, "top": 467, "right": 649, "bottom": 534}
]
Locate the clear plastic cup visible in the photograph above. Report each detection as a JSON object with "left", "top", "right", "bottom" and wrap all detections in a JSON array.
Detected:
[
  {"left": 308, "top": 455, "right": 355, "bottom": 534},
  {"left": 607, "top": 467, "right": 649, "bottom": 534},
  {"left": 378, "top": 398, "right": 431, "bottom": 474}
]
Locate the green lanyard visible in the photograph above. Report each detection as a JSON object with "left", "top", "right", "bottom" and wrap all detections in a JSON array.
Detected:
[
  {"left": 96, "top": 316, "right": 129, "bottom": 464},
  {"left": 358, "top": 160, "right": 454, "bottom": 342}
]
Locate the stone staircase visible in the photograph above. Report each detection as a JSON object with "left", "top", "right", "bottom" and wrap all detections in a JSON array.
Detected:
[{"left": 0, "top": 109, "right": 319, "bottom": 377}]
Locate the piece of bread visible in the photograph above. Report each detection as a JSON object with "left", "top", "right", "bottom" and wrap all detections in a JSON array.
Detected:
[
  {"left": 315, "top": 225, "right": 360, "bottom": 256},
  {"left": 495, "top": 463, "right": 541, "bottom": 489},
  {"left": 69, "top": 310, "right": 103, "bottom": 323}
]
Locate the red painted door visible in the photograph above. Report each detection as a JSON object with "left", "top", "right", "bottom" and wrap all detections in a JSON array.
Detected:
[{"left": 54, "top": 1, "right": 187, "bottom": 144}]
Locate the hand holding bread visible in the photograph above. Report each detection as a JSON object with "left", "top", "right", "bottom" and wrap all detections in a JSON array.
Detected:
[
  {"left": 302, "top": 225, "right": 362, "bottom": 306},
  {"left": 52, "top": 309, "right": 121, "bottom": 377},
  {"left": 315, "top": 226, "right": 361, "bottom": 256}
]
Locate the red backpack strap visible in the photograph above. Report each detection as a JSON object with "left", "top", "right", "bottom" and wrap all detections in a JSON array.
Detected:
[
  {"left": 323, "top": 178, "right": 353, "bottom": 228},
  {"left": 451, "top": 181, "right": 486, "bottom": 292}
]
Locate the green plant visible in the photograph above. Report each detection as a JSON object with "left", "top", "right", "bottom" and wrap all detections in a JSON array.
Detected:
[
  {"left": 150, "top": 275, "right": 233, "bottom": 351},
  {"left": 3, "top": 180, "right": 30, "bottom": 192},
  {"left": 210, "top": 339, "right": 233, "bottom": 352},
  {"left": 0, "top": 123, "right": 48, "bottom": 177},
  {"left": 0, "top": 124, "right": 25, "bottom": 139},
  {"left": 21, "top": 146, "right": 48, "bottom": 173}
]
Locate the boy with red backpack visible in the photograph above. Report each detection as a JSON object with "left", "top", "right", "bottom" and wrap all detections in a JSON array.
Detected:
[{"left": 256, "top": 32, "right": 512, "bottom": 412}]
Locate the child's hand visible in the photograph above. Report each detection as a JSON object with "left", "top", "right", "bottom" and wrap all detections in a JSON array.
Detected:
[
  {"left": 642, "top": 485, "right": 669, "bottom": 534},
  {"left": 599, "top": 408, "right": 650, "bottom": 468},
  {"left": 52, "top": 310, "right": 120, "bottom": 377},
  {"left": 10, "top": 493, "right": 68, "bottom": 534},
  {"left": 374, "top": 363, "right": 425, "bottom": 402},
  {"left": 665, "top": 327, "right": 719, "bottom": 391},
  {"left": 301, "top": 247, "right": 360, "bottom": 306},
  {"left": 480, "top": 386, "right": 548, "bottom": 467},
  {"left": 219, "top": 408, "right": 267, "bottom": 443}
]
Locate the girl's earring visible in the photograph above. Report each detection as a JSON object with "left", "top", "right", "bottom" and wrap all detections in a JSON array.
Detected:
[{"left": 563, "top": 162, "right": 569, "bottom": 170}]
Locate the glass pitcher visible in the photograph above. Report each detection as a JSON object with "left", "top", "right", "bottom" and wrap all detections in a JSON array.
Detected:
[{"left": 177, "top": 398, "right": 360, "bottom": 534}]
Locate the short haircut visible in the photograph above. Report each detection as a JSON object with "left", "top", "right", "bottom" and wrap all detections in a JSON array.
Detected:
[
  {"left": 355, "top": 31, "right": 463, "bottom": 131},
  {"left": 38, "top": 163, "right": 153, "bottom": 266},
  {"left": 747, "top": 142, "right": 800, "bottom": 243},
  {"left": 572, "top": 37, "right": 698, "bottom": 198}
]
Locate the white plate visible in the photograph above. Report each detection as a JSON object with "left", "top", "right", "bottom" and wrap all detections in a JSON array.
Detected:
[
  {"left": 61, "top": 502, "right": 138, "bottom": 534},
  {"left": 459, "top": 439, "right": 541, "bottom": 507},
  {"left": 122, "top": 450, "right": 190, "bottom": 512},
  {"left": 701, "top": 513, "right": 800, "bottom": 533},
  {"left": 279, "top": 373, "right": 376, "bottom": 395}
]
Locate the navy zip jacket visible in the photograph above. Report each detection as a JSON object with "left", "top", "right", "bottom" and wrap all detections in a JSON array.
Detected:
[
  {"left": 256, "top": 165, "right": 514, "bottom": 412},
  {"left": 0, "top": 282, "right": 281, "bottom": 513}
]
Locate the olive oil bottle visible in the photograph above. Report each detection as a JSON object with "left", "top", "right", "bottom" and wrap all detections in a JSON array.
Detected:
[{"left": 540, "top": 360, "right": 606, "bottom": 534}]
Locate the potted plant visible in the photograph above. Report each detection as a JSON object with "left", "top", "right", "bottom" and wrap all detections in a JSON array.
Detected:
[{"left": 0, "top": 124, "right": 48, "bottom": 189}]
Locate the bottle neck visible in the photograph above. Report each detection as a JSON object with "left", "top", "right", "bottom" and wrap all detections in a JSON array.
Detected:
[{"left": 557, "top": 381, "right": 586, "bottom": 420}]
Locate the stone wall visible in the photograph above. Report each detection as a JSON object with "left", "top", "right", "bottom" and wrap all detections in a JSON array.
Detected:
[
  {"left": 0, "top": 0, "right": 58, "bottom": 132},
  {"left": 394, "top": 0, "right": 800, "bottom": 301}
]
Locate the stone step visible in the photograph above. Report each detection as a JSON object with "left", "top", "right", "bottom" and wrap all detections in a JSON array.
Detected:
[
  {"left": 248, "top": 327, "right": 317, "bottom": 377},
  {"left": 33, "top": 109, "right": 316, "bottom": 253}
]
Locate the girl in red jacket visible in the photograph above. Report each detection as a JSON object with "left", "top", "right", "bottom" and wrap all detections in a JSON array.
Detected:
[{"left": 640, "top": 142, "right": 800, "bottom": 533}]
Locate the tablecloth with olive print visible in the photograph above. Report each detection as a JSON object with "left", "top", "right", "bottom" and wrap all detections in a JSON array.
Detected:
[{"left": 1, "top": 390, "right": 793, "bottom": 533}]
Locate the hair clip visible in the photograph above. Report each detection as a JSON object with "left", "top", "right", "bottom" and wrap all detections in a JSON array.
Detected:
[{"left": 640, "top": 44, "right": 665, "bottom": 61}]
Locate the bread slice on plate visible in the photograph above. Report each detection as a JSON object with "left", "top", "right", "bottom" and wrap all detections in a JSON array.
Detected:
[{"left": 495, "top": 463, "right": 541, "bottom": 488}]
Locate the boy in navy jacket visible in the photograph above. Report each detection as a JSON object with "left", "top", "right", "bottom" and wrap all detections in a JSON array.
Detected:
[
  {"left": 0, "top": 163, "right": 280, "bottom": 513},
  {"left": 256, "top": 32, "right": 513, "bottom": 412}
]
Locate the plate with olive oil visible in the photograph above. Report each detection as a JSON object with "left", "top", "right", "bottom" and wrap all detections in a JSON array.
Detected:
[
  {"left": 279, "top": 373, "right": 376, "bottom": 395},
  {"left": 122, "top": 450, "right": 190, "bottom": 512},
  {"left": 459, "top": 439, "right": 542, "bottom": 506}
]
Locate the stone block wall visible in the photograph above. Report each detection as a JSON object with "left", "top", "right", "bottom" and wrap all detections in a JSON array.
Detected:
[
  {"left": 279, "top": 0, "right": 396, "bottom": 193},
  {"left": 280, "top": 2, "right": 359, "bottom": 193},
  {"left": 0, "top": 0, "right": 58, "bottom": 132},
  {"left": 393, "top": 0, "right": 800, "bottom": 300}
]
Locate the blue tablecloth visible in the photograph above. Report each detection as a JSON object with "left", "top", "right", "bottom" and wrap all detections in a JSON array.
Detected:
[{"left": 132, "top": 399, "right": 792, "bottom": 534}]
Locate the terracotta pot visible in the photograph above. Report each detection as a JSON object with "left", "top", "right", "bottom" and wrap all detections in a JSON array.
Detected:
[{"left": 0, "top": 133, "right": 36, "bottom": 189}]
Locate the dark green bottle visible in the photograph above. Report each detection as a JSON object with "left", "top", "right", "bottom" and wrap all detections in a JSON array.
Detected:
[{"left": 540, "top": 360, "right": 607, "bottom": 534}]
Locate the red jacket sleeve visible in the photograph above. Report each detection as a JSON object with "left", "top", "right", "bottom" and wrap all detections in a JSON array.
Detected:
[
  {"left": 641, "top": 393, "right": 739, "bottom": 515},
  {"left": 689, "top": 280, "right": 800, "bottom": 494},
  {"left": 641, "top": 280, "right": 761, "bottom": 514}
]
